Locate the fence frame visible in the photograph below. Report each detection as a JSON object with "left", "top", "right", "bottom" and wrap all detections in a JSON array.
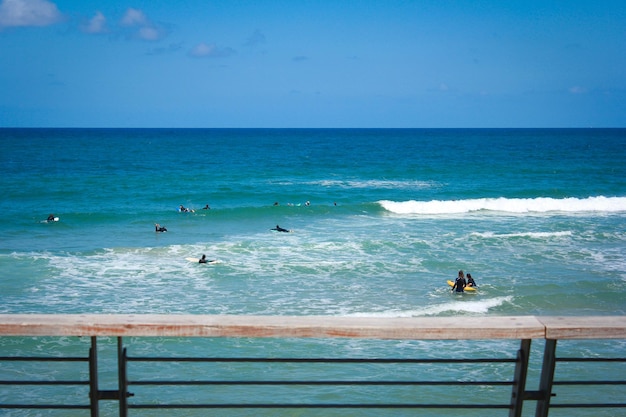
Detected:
[{"left": 1, "top": 315, "right": 625, "bottom": 416}]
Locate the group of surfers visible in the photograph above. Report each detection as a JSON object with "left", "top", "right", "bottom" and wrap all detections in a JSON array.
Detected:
[
  {"left": 155, "top": 204, "right": 212, "bottom": 231},
  {"left": 178, "top": 204, "right": 211, "bottom": 213},
  {"left": 160, "top": 222, "right": 475, "bottom": 285},
  {"left": 156, "top": 223, "right": 291, "bottom": 233},
  {"left": 451, "top": 270, "right": 477, "bottom": 292}
]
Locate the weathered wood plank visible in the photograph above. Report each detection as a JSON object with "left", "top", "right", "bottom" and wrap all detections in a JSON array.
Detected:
[
  {"left": 540, "top": 316, "right": 626, "bottom": 339},
  {"left": 0, "top": 314, "right": 545, "bottom": 339}
]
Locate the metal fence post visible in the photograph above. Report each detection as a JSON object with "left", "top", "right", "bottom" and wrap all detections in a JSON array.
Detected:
[
  {"left": 535, "top": 339, "right": 557, "bottom": 417},
  {"left": 509, "top": 339, "right": 531, "bottom": 417},
  {"left": 118, "top": 337, "right": 129, "bottom": 417},
  {"left": 89, "top": 337, "right": 99, "bottom": 417}
]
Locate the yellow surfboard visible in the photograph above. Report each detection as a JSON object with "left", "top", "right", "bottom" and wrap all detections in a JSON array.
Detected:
[{"left": 447, "top": 280, "right": 477, "bottom": 292}]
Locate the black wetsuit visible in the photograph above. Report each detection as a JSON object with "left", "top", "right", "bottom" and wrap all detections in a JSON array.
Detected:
[{"left": 452, "top": 277, "right": 466, "bottom": 292}]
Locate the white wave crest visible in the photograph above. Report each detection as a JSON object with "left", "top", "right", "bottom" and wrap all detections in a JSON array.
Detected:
[
  {"left": 472, "top": 231, "right": 572, "bottom": 239},
  {"left": 317, "top": 179, "right": 435, "bottom": 189},
  {"left": 379, "top": 196, "right": 626, "bottom": 215},
  {"left": 348, "top": 296, "right": 513, "bottom": 318}
]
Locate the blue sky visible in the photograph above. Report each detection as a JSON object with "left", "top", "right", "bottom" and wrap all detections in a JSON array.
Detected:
[{"left": 1, "top": 0, "right": 625, "bottom": 128}]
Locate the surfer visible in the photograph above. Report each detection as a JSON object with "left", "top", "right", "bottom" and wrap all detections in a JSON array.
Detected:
[
  {"left": 155, "top": 223, "right": 167, "bottom": 232},
  {"left": 47, "top": 214, "right": 56, "bottom": 222},
  {"left": 466, "top": 273, "right": 477, "bottom": 287},
  {"left": 451, "top": 270, "right": 466, "bottom": 292},
  {"left": 199, "top": 254, "right": 214, "bottom": 263},
  {"left": 272, "top": 225, "right": 290, "bottom": 232},
  {"left": 202, "top": 204, "right": 210, "bottom": 210}
]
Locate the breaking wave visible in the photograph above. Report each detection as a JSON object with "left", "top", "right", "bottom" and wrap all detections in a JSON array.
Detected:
[{"left": 379, "top": 196, "right": 626, "bottom": 215}]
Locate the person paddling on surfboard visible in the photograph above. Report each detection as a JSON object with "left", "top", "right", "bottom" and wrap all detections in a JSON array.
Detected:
[
  {"left": 199, "top": 254, "right": 215, "bottom": 263},
  {"left": 272, "top": 225, "right": 290, "bottom": 232},
  {"left": 155, "top": 223, "right": 167, "bottom": 232},
  {"left": 451, "top": 270, "right": 466, "bottom": 292},
  {"left": 47, "top": 214, "right": 56, "bottom": 222}
]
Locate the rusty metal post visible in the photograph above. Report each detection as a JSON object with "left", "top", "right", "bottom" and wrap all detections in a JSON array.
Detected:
[
  {"left": 509, "top": 339, "right": 531, "bottom": 417},
  {"left": 88, "top": 337, "right": 99, "bottom": 417},
  {"left": 535, "top": 339, "right": 557, "bottom": 417},
  {"left": 118, "top": 337, "right": 129, "bottom": 417}
]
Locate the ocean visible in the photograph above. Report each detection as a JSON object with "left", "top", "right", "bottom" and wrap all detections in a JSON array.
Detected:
[{"left": 1, "top": 128, "right": 625, "bottom": 416}]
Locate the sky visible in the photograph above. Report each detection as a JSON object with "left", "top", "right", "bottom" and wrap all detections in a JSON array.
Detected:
[{"left": 0, "top": 0, "right": 625, "bottom": 128}]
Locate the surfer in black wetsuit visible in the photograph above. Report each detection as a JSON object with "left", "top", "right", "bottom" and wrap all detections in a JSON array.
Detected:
[
  {"left": 199, "top": 254, "right": 213, "bottom": 263},
  {"left": 155, "top": 223, "right": 167, "bottom": 232},
  {"left": 272, "top": 225, "right": 289, "bottom": 232},
  {"left": 466, "top": 273, "right": 477, "bottom": 288},
  {"left": 451, "top": 270, "right": 466, "bottom": 292},
  {"left": 47, "top": 214, "right": 55, "bottom": 222}
]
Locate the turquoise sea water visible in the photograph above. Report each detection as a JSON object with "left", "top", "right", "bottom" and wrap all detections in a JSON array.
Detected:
[{"left": 1, "top": 128, "right": 626, "bottom": 416}]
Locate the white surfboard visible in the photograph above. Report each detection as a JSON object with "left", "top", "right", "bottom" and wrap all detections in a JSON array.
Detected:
[{"left": 186, "top": 257, "right": 220, "bottom": 264}]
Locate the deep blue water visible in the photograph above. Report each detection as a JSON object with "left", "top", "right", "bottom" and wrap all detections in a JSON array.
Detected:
[{"left": 1, "top": 128, "right": 625, "bottom": 416}]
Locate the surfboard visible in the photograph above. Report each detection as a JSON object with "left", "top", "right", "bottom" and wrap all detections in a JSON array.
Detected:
[
  {"left": 41, "top": 217, "right": 59, "bottom": 223},
  {"left": 186, "top": 257, "right": 219, "bottom": 264},
  {"left": 447, "top": 280, "right": 477, "bottom": 292}
]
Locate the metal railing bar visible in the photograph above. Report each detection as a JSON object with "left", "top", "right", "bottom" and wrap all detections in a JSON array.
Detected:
[
  {"left": 0, "top": 356, "right": 88, "bottom": 362},
  {"left": 0, "top": 380, "right": 88, "bottom": 385},
  {"left": 0, "top": 404, "right": 90, "bottom": 409},
  {"left": 553, "top": 380, "right": 626, "bottom": 385},
  {"left": 128, "top": 403, "right": 513, "bottom": 409},
  {"left": 549, "top": 403, "right": 626, "bottom": 408},
  {"left": 127, "top": 357, "right": 516, "bottom": 364},
  {"left": 556, "top": 357, "right": 626, "bottom": 362},
  {"left": 128, "top": 379, "right": 514, "bottom": 386}
]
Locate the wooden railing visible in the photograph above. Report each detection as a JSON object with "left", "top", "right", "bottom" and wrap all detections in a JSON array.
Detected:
[{"left": 1, "top": 315, "right": 625, "bottom": 416}]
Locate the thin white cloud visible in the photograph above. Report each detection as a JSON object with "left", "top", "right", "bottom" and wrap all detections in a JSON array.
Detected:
[
  {"left": 0, "top": 0, "right": 62, "bottom": 28},
  {"left": 120, "top": 8, "right": 147, "bottom": 27},
  {"left": 138, "top": 26, "right": 160, "bottom": 41},
  {"left": 189, "top": 42, "right": 235, "bottom": 58},
  {"left": 119, "top": 7, "right": 166, "bottom": 41},
  {"left": 81, "top": 11, "right": 106, "bottom": 34},
  {"left": 569, "top": 86, "right": 587, "bottom": 94},
  {"left": 244, "top": 29, "right": 266, "bottom": 47},
  {"left": 146, "top": 42, "right": 183, "bottom": 56}
]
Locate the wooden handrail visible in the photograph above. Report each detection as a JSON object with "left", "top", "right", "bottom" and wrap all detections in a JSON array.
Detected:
[
  {"left": 0, "top": 314, "right": 623, "bottom": 340},
  {"left": 540, "top": 316, "right": 626, "bottom": 339}
]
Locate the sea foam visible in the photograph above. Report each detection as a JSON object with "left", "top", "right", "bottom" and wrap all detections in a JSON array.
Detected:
[
  {"left": 379, "top": 196, "right": 626, "bottom": 215},
  {"left": 348, "top": 296, "right": 513, "bottom": 318}
]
